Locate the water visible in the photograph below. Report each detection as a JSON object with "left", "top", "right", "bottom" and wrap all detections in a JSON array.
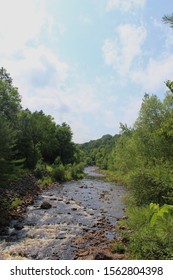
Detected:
[{"left": 0, "top": 167, "right": 125, "bottom": 260}]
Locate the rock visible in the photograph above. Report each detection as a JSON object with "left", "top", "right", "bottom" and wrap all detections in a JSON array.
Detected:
[
  {"left": 94, "top": 252, "right": 113, "bottom": 260},
  {"left": 65, "top": 201, "right": 70, "bottom": 204},
  {"left": 14, "top": 224, "right": 24, "bottom": 230},
  {"left": 89, "top": 212, "right": 94, "bottom": 216},
  {"left": 56, "top": 233, "right": 66, "bottom": 239},
  {"left": 40, "top": 201, "right": 52, "bottom": 209},
  {"left": 77, "top": 250, "right": 89, "bottom": 257}
]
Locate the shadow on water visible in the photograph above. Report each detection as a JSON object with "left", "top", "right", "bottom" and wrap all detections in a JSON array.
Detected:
[{"left": 0, "top": 166, "right": 125, "bottom": 260}]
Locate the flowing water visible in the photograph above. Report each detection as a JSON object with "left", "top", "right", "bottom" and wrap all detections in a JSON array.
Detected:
[{"left": 0, "top": 167, "right": 125, "bottom": 260}]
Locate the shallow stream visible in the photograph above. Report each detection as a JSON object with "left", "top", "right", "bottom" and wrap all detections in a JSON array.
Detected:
[{"left": 0, "top": 167, "right": 125, "bottom": 260}]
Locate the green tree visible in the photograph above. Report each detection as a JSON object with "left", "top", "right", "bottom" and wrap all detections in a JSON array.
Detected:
[
  {"left": 16, "top": 110, "right": 41, "bottom": 169},
  {"left": 0, "top": 115, "right": 17, "bottom": 183},
  {"left": 0, "top": 69, "right": 22, "bottom": 183},
  {"left": 0, "top": 68, "right": 21, "bottom": 123},
  {"left": 55, "top": 122, "right": 75, "bottom": 164},
  {"left": 0, "top": 67, "right": 13, "bottom": 86}
]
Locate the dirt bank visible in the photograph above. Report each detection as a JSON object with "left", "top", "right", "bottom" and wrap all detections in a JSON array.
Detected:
[{"left": 0, "top": 174, "right": 47, "bottom": 227}]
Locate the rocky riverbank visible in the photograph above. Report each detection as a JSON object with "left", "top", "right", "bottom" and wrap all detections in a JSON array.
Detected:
[
  {"left": 0, "top": 174, "right": 55, "bottom": 228},
  {"left": 0, "top": 168, "right": 127, "bottom": 260}
]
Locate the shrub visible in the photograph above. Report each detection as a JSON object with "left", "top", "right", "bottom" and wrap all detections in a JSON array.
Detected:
[
  {"left": 71, "top": 163, "right": 85, "bottom": 179},
  {"left": 111, "top": 243, "right": 126, "bottom": 254},
  {"left": 129, "top": 166, "right": 173, "bottom": 206},
  {"left": 121, "top": 204, "right": 173, "bottom": 259},
  {"left": 10, "top": 197, "right": 23, "bottom": 209},
  {"left": 52, "top": 164, "right": 65, "bottom": 182},
  {"left": 38, "top": 176, "right": 53, "bottom": 187},
  {"left": 34, "top": 161, "right": 50, "bottom": 179}
]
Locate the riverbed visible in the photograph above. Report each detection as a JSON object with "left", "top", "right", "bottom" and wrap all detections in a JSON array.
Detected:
[{"left": 0, "top": 167, "right": 125, "bottom": 260}]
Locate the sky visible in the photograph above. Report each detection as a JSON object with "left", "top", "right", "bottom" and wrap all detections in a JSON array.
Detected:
[{"left": 0, "top": 0, "right": 173, "bottom": 143}]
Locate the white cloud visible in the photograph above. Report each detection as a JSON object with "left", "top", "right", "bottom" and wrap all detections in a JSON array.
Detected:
[
  {"left": 0, "top": 0, "right": 68, "bottom": 91},
  {"left": 106, "top": 0, "right": 146, "bottom": 12},
  {"left": 102, "top": 24, "right": 147, "bottom": 75},
  {"left": 120, "top": 96, "right": 142, "bottom": 127},
  {"left": 3, "top": 45, "right": 69, "bottom": 96},
  {"left": 0, "top": 0, "right": 49, "bottom": 55},
  {"left": 131, "top": 55, "right": 173, "bottom": 93},
  {"left": 13, "top": 72, "right": 101, "bottom": 142}
]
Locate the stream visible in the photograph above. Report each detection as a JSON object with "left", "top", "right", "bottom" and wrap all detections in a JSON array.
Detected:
[{"left": 0, "top": 167, "right": 125, "bottom": 260}]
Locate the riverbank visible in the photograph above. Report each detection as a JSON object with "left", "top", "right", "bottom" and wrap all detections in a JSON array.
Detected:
[
  {"left": 0, "top": 174, "right": 61, "bottom": 228},
  {"left": 0, "top": 167, "right": 127, "bottom": 260}
]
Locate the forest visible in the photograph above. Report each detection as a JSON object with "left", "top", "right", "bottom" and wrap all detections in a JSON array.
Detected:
[
  {"left": 1, "top": 14, "right": 173, "bottom": 260},
  {"left": 80, "top": 83, "right": 173, "bottom": 259},
  {"left": 0, "top": 67, "right": 85, "bottom": 183}
]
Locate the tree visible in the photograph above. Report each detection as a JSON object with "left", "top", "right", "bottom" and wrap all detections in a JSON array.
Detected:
[
  {"left": 55, "top": 122, "right": 75, "bottom": 164},
  {"left": 0, "top": 115, "right": 17, "bottom": 183},
  {"left": 163, "top": 13, "right": 173, "bottom": 28},
  {"left": 0, "top": 68, "right": 21, "bottom": 123},
  {"left": 0, "top": 67, "right": 13, "bottom": 86},
  {"left": 16, "top": 110, "right": 41, "bottom": 169},
  {"left": 0, "top": 70, "right": 22, "bottom": 183}
]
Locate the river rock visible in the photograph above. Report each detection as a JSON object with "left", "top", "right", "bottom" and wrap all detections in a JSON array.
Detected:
[
  {"left": 94, "top": 252, "right": 113, "bottom": 260},
  {"left": 50, "top": 197, "right": 57, "bottom": 201},
  {"left": 14, "top": 224, "right": 24, "bottom": 230},
  {"left": 40, "top": 201, "right": 52, "bottom": 209},
  {"left": 65, "top": 201, "right": 70, "bottom": 204}
]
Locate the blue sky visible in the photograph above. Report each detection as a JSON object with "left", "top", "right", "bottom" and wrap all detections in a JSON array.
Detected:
[{"left": 0, "top": 0, "right": 173, "bottom": 143}]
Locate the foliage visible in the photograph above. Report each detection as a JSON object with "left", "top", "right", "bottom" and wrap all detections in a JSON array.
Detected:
[
  {"left": 70, "top": 162, "right": 85, "bottom": 179},
  {"left": 0, "top": 68, "right": 81, "bottom": 186},
  {"left": 121, "top": 204, "right": 173, "bottom": 259},
  {"left": 10, "top": 198, "right": 23, "bottom": 209},
  {"left": 128, "top": 165, "right": 173, "bottom": 206},
  {"left": 0, "top": 68, "right": 21, "bottom": 123},
  {"left": 111, "top": 242, "right": 126, "bottom": 254},
  {"left": 0, "top": 70, "right": 22, "bottom": 183},
  {"left": 51, "top": 162, "right": 85, "bottom": 182},
  {"left": 37, "top": 176, "right": 53, "bottom": 187},
  {"left": 108, "top": 87, "right": 173, "bottom": 206},
  {"left": 162, "top": 13, "right": 173, "bottom": 28},
  {"left": 34, "top": 161, "right": 51, "bottom": 179},
  {"left": 52, "top": 164, "right": 65, "bottom": 182},
  {"left": 80, "top": 134, "right": 119, "bottom": 169}
]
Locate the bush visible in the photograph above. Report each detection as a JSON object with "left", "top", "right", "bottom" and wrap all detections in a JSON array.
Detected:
[
  {"left": 71, "top": 163, "right": 85, "bottom": 179},
  {"left": 111, "top": 243, "right": 126, "bottom": 254},
  {"left": 129, "top": 166, "right": 173, "bottom": 206},
  {"left": 34, "top": 161, "right": 50, "bottom": 179},
  {"left": 38, "top": 176, "right": 53, "bottom": 187},
  {"left": 121, "top": 204, "right": 173, "bottom": 259},
  {"left": 10, "top": 197, "right": 23, "bottom": 209},
  {"left": 52, "top": 164, "right": 65, "bottom": 182}
]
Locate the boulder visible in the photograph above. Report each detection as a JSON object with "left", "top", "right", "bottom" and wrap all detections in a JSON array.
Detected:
[{"left": 40, "top": 201, "right": 52, "bottom": 209}]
